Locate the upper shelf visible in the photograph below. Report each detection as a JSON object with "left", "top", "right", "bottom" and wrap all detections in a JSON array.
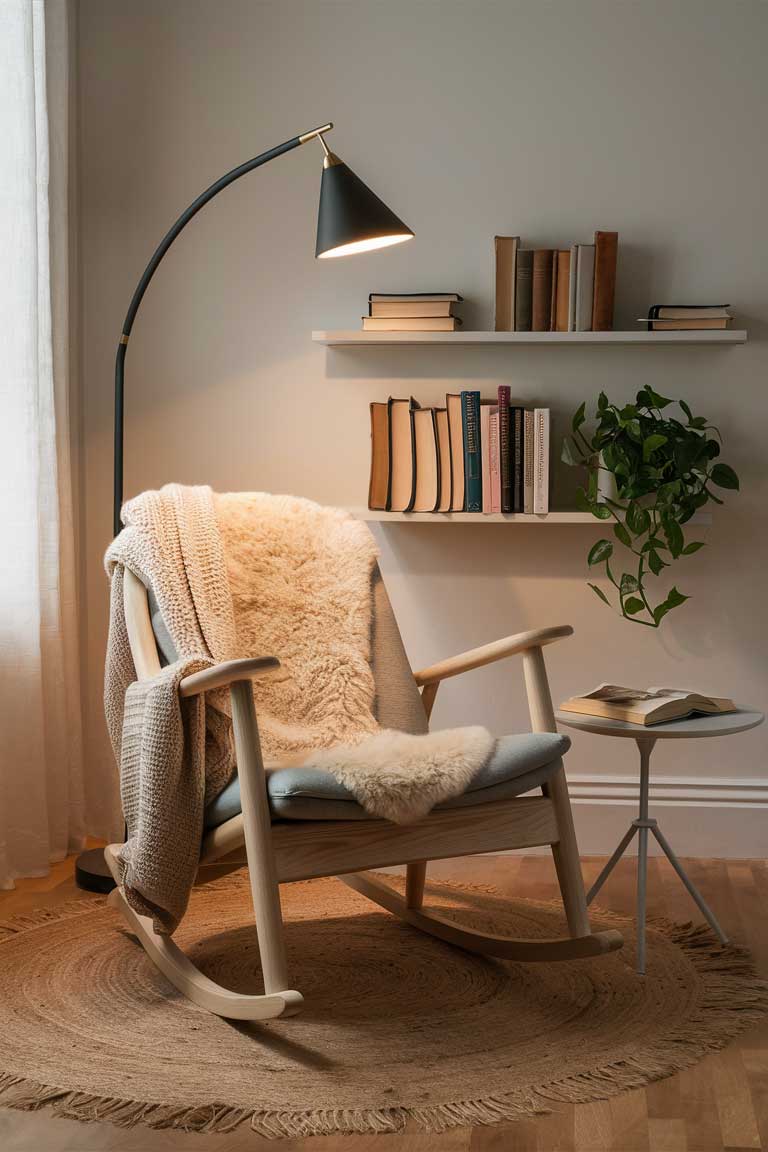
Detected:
[{"left": 313, "top": 329, "right": 747, "bottom": 347}]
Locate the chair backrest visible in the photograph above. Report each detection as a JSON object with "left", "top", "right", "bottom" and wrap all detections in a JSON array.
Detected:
[{"left": 142, "top": 562, "right": 427, "bottom": 736}]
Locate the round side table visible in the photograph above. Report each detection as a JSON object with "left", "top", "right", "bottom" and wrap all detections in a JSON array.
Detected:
[{"left": 554, "top": 708, "right": 764, "bottom": 974}]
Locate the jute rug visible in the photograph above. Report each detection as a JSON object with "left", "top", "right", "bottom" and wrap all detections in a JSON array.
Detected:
[{"left": 0, "top": 873, "right": 766, "bottom": 1139}]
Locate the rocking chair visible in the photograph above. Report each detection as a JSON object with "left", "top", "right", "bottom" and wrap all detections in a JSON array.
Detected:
[{"left": 106, "top": 563, "right": 623, "bottom": 1020}]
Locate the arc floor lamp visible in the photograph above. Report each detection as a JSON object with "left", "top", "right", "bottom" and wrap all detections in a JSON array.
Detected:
[{"left": 75, "top": 123, "right": 413, "bottom": 891}]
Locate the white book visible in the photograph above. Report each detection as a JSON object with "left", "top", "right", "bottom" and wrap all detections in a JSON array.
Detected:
[
  {"left": 480, "top": 402, "right": 492, "bottom": 513},
  {"left": 533, "top": 408, "right": 550, "bottom": 514},
  {"left": 567, "top": 243, "right": 578, "bottom": 331},
  {"left": 523, "top": 409, "right": 535, "bottom": 514},
  {"left": 574, "top": 245, "right": 595, "bottom": 331}
]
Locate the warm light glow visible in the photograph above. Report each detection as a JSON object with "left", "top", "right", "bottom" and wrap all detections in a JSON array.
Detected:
[{"left": 317, "top": 232, "right": 414, "bottom": 259}]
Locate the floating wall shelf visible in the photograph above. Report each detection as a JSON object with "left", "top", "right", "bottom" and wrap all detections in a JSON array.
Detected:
[
  {"left": 351, "top": 510, "right": 713, "bottom": 526},
  {"left": 313, "top": 330, "right": 746, "bottom": 347}
]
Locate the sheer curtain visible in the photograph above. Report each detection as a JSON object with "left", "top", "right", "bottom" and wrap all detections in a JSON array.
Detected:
[{"left": 0, "top": 0, "right": 85, "bottom": 887}]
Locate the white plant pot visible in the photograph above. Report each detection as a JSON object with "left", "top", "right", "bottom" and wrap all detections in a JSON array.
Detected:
[{"left": 595, "top": 454, "right": 619, "bottom": 504}]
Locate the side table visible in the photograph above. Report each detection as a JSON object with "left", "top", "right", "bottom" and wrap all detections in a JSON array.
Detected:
[{"left": 554, "top": 708, "right": 764, "bottom": 974}]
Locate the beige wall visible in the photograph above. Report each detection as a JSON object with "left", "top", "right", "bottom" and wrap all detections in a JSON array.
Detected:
[{"left": 78, "top": 0, "right": 768, "bottom": 852}]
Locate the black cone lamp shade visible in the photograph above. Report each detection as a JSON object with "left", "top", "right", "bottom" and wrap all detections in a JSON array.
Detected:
[{"left": 316, "top": 155, "right": 413, "bottom": 258}]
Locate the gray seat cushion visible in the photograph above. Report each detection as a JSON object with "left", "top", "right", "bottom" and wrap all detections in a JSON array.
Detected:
[{"left": 204, "top": 731, "right": 570, "bottom": 827}]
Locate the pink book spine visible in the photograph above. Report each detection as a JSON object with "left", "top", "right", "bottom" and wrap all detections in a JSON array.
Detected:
[
  {"left": 480, "top": 402, "right": 492, "bottom": 513},
  {"left": 489, "top": 409, "right": 501, "bottom": 513}
]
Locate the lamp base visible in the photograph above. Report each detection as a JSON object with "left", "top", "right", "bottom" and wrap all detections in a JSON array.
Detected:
[{"left": 74, "top": 846, "right": 117, "bottom": 894}]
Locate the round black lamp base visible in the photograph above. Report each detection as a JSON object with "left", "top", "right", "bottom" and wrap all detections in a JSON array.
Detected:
[{"left": 74, "top": 846, "right": 116, "bottom": 894}]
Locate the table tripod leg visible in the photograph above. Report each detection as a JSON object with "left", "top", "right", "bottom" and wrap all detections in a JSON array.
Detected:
[
  {"left": 586, "top": 824, "right": 638, "bottom": 904},
  {"left": 650, "top": 824, "right": 729, "bottom": 945},
  {"left": 636, "top": 823, "right": 649, "bottom": 975}
]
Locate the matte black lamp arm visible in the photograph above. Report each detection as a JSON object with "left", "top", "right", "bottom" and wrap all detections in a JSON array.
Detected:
[{"left": 113, "top": 124, "right": 332, "bottom": 536}]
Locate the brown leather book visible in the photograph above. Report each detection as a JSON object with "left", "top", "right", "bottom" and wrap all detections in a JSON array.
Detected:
[
  {"left": 494, "top": 236, "right": 519, "bottom": 331},
  {"left": 412, "top": 408, "right": 440, "bottom": 512},
  {"left": 368, "top": 402, "right": 390, "bottom": 510},
  {"left": 388, "top": 397, "right": 417, "bottom": 512},
  {"left": 555, "top": 250, "right": 571, "bottom": 331},
  {"left": 592, "top": 231, "right": 618, "bottom": 331},
  {"left": 435, "top": 408, "right": 452, "bottom": 512},
  {"left": 532, "top": 249, "right": 554, "bottom": 331}
]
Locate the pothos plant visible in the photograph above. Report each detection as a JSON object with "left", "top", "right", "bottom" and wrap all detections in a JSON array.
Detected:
[{"left": 562, "top": 387, "right": 739, "bottom": 627}]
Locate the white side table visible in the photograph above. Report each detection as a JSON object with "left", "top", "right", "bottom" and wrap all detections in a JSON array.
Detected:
[{"left": 554, "top": 708, "right": 764, "bottom": 974}]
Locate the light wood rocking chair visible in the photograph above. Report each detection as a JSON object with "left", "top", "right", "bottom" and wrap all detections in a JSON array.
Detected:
[{"left": 106, "top": 564, "right": 623, "bottom": 1021}]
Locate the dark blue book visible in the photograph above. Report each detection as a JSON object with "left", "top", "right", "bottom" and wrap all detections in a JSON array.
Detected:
[{"left": 461, "top": 390, "right": 482, "bottom": 512}]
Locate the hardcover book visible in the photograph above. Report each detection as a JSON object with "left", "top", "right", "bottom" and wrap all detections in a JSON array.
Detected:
[
  {"left": 592, "top": 230, "right": 618, "bottom": 331},
  {"left": 532, "top": 249, "right": 554, "bottom": 331},
  {"left": 574, "top": 244, "right": 595, "bottom": 331},
  {"left": 446, "top": 393, "right": 465, "bottom": 511},
  {"left": 494, "top": 236, "right": 519, "bottom": 331},
  {"left": 480, "top": 402, "right": 492, "bottom": 514},
  {"left": 523, "top": 409, "right": 535, "bottom": 514},
  {"left": 511, "top": 406, "right": 525, "bottom": 512},
  {"left": 368, "top": 401, "right": 390, "bottom": 510},
  {"left": 489, "top": 409, "right": 501, "bottom": 513},
  {"left": 560, "top": 684, "right": 737, "bottom": 727},
  {"left": 362, "top": 315, "right": 461, "bottom": 332},
  {"left": 514, "top": 250, "right": 533, "bottom": 331},
  {"left": 555, "top": 249, "right": 571, "bottom": 331},
  {"left": 497, "top": 384, "right": 512, "bottom": 512},
  {"left": 412, "top": 407, "right": 440, "bottom": 512},
  {"left": 533, "top": 407, "right": 550, "bottom": 514},
  {"left": 435, "top": 407, "right": 452, "bottom": 512},
  {"left": 388, "top": 397, "right": 417, "bottom": 512},
  {"left": 461, "top": 390, "right": 482, "bottom": 512}
]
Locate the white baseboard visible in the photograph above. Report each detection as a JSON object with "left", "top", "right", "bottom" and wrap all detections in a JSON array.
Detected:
[{"left": 532, "top": 774, "right": 768, "bottom": 859}]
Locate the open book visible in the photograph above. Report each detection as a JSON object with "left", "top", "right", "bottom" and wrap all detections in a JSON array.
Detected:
[{"left": 560, "top": 684, "right": 737, "bottom": 727}]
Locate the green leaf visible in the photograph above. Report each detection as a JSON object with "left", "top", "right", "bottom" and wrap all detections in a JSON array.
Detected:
[
  {"left": 620, "top": 573, "right": 640, "bottom": 594},
  {"left": 597, "top": 391, "right": 608, "bottom": 412},
  {"left": 625, "top": 501, "right": 650, "bottom": 536},
  {"left": 710, "top": 463, "right": 739, "bottom": 490},
  {"left": 653, "top": 586, "right": 689, "bottom": 625},
  {"left": 681, "top": 540, "right": 705, "bottom": 555},
  {"left": 587, "top": 539, "right": 613, "bottom": 566},
  {"left": 572, "top": 401, "right": 586, "bottom": 434},
  {"left": 679, "top": 399, "right": 694, "bottom": 422},
  {"left": 619, "top": 404, "right": 640, "bottom": 422},
  {"left": 663, "top": 518, "right": 684, "bottom": 558},
  {"left": 648, "top": 549, "right": 665, "bottom": 575},
  {"left": 642, "top": 434, "right": 668, "bottom": 462},
  {"left": 613, "top": 521, "right": 632, "bottom": 547},
  {"left": 592, "top": 503, "right": 612, "bottom": 520},
  {"left": 688, "top": 416, "right": 708, "bottom": 429},
  {"left": 588, "top": 582, "right": 610, "bottom": 606},
  {"left": 561, "top": 438, "right": 579, "bottom": 466},
  {"left": 645, "top": 387, "right": 673, "bottom": 409},
  {"left": 624, "top": 597, "right": 645, "bottom": 615}
]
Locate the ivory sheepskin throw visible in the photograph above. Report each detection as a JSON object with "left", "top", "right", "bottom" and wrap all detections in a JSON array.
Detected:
[{"left": 104, "top": 485, "right": 494, "bottom": 933}]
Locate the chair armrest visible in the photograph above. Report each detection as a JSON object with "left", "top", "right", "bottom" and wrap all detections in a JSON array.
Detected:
[
  {"left": 179, "top": 657, "right": 280, "bottom": 698},
  {"left": 413, "top": 625, "right": 573, "bottom": 686}
]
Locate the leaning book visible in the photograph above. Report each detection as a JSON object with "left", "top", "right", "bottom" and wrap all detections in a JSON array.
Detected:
[{"left": 559, "top": 684, "right": 737, "bottom": 727}]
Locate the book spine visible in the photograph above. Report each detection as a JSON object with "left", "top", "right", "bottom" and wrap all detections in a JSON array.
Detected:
[
  {"left": 592, "top": 230, "right": 618, "bottom": 331},
  {"left": 480, "top": 403, "right": 492, "bottom": 514},
  {"left": 523, "top": 410, "right": 534, "bottom": 514},
  {"left": 567, "top": 244, "right": 578, "bottom": 331},
  {"left": 533, "top": 408, "right": 550, "bottom": 514},
  {"left": 497, "top": 384, "right": 512, "bottom": 512},
  {"left": 514, "top": 250, "right": 533, "bottom": 331},
  {"left": 532, "top": 250, "right": 554, "bottom": 332},
  {"left": 555, "top": 250, "right": 571, "bottom": 331},
  {"left": 512, "top": 406, "right": 524, "bottom": 511},
  {"left": 575, "top": 245, "right": 595, "bottom": 331},
  {"left": 489, "top": 411, "right": 501, "bottom": 514},
  {"left": 493, "top": 236, "right": 518, "bottom": 331},
  {"left": 461, "top": 390, "right": 482, "bottom": 512}
]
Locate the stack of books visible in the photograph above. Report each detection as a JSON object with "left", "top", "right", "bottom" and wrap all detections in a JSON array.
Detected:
[
  {"left": 362, "top": 292, "right": 463, "bottom": 332},
  {"left": 494, "top": 232, "right": 618, "bottom": 332},
  {"left": 641, "top": 305, "right": 733, "bottom": 331},
  {"left": 369, "top": 389, "right": 551, "bottom": 514}
]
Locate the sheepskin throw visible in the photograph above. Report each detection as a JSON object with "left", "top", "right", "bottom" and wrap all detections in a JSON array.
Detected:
[{"left": 104, "top": 485, "right": 493, "bottom": 933}]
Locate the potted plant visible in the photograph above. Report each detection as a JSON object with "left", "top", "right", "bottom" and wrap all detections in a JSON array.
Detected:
[{"left": 562, "top": 387, "right": 739, "bottom": 627}]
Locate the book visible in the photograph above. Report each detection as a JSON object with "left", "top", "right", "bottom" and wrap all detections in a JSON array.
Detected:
[
  {"left": 511, "top": 405, "right": 525, "bottom": 512},
  {"left": 514, "top": 250, "right": 533, "bottom": 331},
  {"left": 388, "top": 397, "right": 417, "bottom": 512},
  {"left": 559, "top": 683, "right": 737, "bottom": 727},
  {"left": 592, "top": 230, "right": 618, "bottom": 330},
  {"left": 435, "top": 407, "right": 452, "bottom": 513},
  {"left": 412, "top": 407, "right": 440, "bottom": 512},
  {"left": 446, "top": 393, "right": 465, "bottom": 511},
  {"left": 523, "top": 409, "right": 534, "bottom": 514},
  {"left": 362, "top": 315, "right": 462, "bottom": 332},
  {"left": 461, "top": 390, "right": 482, "bottom": 512},
  {"left": 555, "top": 250, "right": 571, "bottom": 331},
  {"left": 370, "top": 300, "right": 456, "bottom": 318},
  {"left": 649, "top": 305, "right": 730, "bottom": 320},
  {"left": 567, "top": 243, "right": 578, "bottom": 331},
  {"left": 574, "top": 244, "right": 595, "bottom": 331},
  {"left": 480, "top": 402, "right": 492, "bottom": 513},
  {"left": 533, "top": 407, "right": 550, "bottom": 514},
  {"left": 369, "top": 293, "right": 463, "bottom": 303},
  {"left": 494, "top": 236, "right": 519, "bottom": 331},
  {"left": 497, "top": 385, "right": 512, "bottom": 512},
  {"left": 647, "top": 318, "right": 731, "bottom": 331},
  {"left": 532, "top": 249, "right": 554, "bottom": 331},
  {"left": 368, "top": 401, "right": 390, "bottom": 510},
  {"left": 489, "top": 409, "right": 501, "bottom": 513}
]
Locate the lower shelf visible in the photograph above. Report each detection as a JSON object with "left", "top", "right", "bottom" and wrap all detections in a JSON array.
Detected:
[{"left": 351, "top": 509, "right": 712, "bottom": 525}]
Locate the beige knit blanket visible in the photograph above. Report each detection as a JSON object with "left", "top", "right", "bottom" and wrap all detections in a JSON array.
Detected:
[{"left": 105, "top": 486, "right": 492, "bottom": 933}]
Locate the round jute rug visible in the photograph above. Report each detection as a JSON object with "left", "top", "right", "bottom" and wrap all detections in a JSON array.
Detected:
[{"left": 0, "top": 874, "right": 766, "bottom": 1139}]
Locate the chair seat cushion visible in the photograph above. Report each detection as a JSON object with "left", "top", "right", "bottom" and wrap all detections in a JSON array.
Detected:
[{"left": 204, "top": 731, "right": 570, "bottom": 828}]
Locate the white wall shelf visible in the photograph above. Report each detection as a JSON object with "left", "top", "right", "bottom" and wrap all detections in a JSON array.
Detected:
[
  {"left": 313, "top": 329, "right": 746, "bottom": 347},
  {"left": 351, "top": 509, "right": 712, "bottom": 525}
]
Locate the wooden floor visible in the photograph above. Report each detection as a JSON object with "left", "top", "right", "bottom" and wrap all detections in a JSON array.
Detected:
[{"left": 0, "top": 850, "right": 766, "bottom": 1152}]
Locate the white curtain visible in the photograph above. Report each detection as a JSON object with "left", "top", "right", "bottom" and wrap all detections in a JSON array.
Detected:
[{"left": 0, "top": 0, "right": 85, "bottom": 887}]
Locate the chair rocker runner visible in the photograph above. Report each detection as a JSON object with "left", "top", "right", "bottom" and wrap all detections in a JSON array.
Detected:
[{"left": 106, "top": 566, "right": 623, "bottom": 1021}]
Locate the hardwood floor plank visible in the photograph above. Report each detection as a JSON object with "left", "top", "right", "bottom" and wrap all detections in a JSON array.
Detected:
[{"left": 712, "top": 1049, "right": 762, "bottom": 1150}]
